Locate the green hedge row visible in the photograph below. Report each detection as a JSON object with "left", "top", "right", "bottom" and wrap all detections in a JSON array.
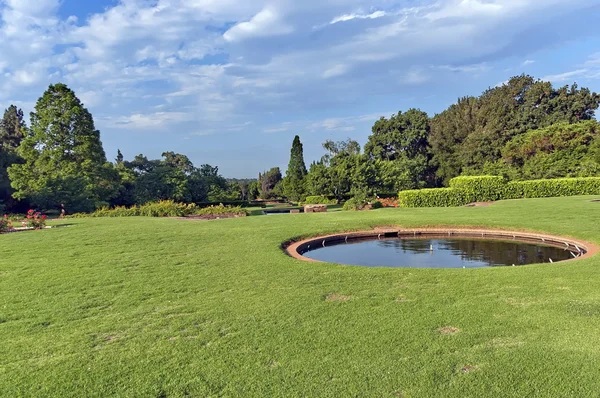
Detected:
[
  {"left": 398, "top": 177, "right": 600, "bottom": 208},
  {"left": 449, "top": 175, "right": 507, "bottom": 202},
  {"left": 69, "top": 201, "right": 248, "bottom": 218},
  {"left": 303, "top": 196, "right": 337, "bottom": 205},
  {"left": 398, "top": 188, "right": 471, "bottom": 208}
]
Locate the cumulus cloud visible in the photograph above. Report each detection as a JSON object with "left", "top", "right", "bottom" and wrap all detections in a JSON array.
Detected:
[
  {"left": 223, "top": 7, "right": 292, "bottom": 42},
  {"left": 0, "top": 0, "right": 599, "bottom": 148}
]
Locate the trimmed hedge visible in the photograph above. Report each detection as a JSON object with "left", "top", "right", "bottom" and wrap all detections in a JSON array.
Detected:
[
  {"left": 398, "top": 188, "right": 470, "bottom": 208},
  {"left": 303, "top": 196, "right": 337, "bottom": 205},
  {"left": 69, "top": 201, "right": 248, "bottom": 218},
  {"left": 515, "top": 177, "right": 600, "bottom": 198},
  {"left": 449, "top": 176, "right": 506, "bottom": 202},
  {"left": 398, "top": 177, "right": 600, "bottom": 208}
]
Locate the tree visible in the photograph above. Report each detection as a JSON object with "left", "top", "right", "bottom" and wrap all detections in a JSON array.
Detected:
[
  {"left": 0, "top": 105, "right": 26, "bottom": 152},
  {"left": 259, "top": 167, "right": 282, "bottom": 199},
  {"left": 364, "top": 109, "right": 435, "bottom": 188},
  {"left": 162, "top": 151, "right": 194, "bottom": 174},
  {"left": 484, "top": 120, "right": 600, "bottom": 180},
  {"left": 429, "top": 96, "right": 478, "bottom": 184},
  {"left": 0, "top": 105, "right": 27, "bottom": 212},
  {"left": 283, "top": 135, "right": 307, "bottom": 201},
  {"left": 365, "top": 109, "right": 430, "bottom": 161},
  {"left": 116, "top": 149, "right": 124, "bottom": 165},
  {"left": 429, "top": 75, "right": 600, "bottom": 183},
  {"left": 8, "top": 84, "right": 119, "bottom": 212}
]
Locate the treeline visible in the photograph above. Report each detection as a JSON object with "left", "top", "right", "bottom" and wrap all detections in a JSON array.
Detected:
[
  {"left": 288, "top": 75, "right": 600, "bottom": 201},
  {"left": 0, "top": 84, "right": 252, "bottom": 213},
  {"left": 1, "top": 75, "right": 599, "bottom": 213}
]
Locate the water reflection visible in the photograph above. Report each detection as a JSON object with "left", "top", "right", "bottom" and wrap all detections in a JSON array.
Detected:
[{"left": 303, "top": 237, "right": 574, "bottom": 268}]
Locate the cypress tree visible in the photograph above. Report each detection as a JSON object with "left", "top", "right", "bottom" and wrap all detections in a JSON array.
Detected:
[{"left": 283, "top": 135, "right": 307, "bottom": 201}]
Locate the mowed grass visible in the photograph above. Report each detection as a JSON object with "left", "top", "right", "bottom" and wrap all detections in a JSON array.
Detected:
[{"left": 2, "top": 196, "right": 600, "bottom": 397}]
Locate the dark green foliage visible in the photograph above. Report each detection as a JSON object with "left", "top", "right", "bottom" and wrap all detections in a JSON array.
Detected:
[
  {"left": 0, "top": 105, "right": 26, "bottom": 152},
  {"left": 365, "top": 109, "right": 430, "bottom": 161},
  {"left": 161, "top": 151, "right": 195, "bottom": 174},
  {"left": 259, "top": 167, "right": 283, "bottom": 199},
  {"left": 342, "top": 195, "right": 368, "bottom": 211},
  {"left": 0, "top": 105, "right": 27, "bottom": 212},
  {"left": 449, "top": 176, "right": 507, "bottom": 202},
  {"left": 133, "top": 165, "right": 190, "bottom": 203},
  {"left": 115, "top": 149, "right": 124, "bottom": 165},
  {"left": 485, "top": 121, "right": 600, "bottom": 180},
  {"left": 371, "top": 200, "right": 383, "bottom": 209},
  {"left": 365, "top": 109, "right": 434, "bottom": 187},
  {"left": 8, "top": 84, "right": 119, "bottom": 213},
  {"left": 398, "top": 188, "right": 470, "bottom": 208},
  {"left": 430, "top": 76, "right": 600, "bottom": 183},
  {"left": 283, "top": 135, "right": 307, "bottom": 201}
]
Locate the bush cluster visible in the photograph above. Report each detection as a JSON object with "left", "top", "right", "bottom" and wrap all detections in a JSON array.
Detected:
[
  {"left": 193, "top": 204, "right": 248, "bottom": 216},
  {"left": 398, "top": 176, "right": 600, "bottom": 208},
  {"left": 70, "top": 200, "right": 248, "bottom": 218},
  {"left": 343, "top": 197, "right": 365, "bottom": 211},
  {"left": 1, "top": 215, "right": 13, "bottom": 233},
  {"left": 398, "top": 188, "right": 471, "bottom": 208},
  {"left": 303, "top": 196, "right": 337, "bottom": 205}
]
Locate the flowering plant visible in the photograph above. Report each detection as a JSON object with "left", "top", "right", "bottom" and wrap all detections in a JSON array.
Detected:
[
  {"left": 0, "top": 214, "right": 14, "bottom": 233},
  {"left": 26, "top": 210, "right": 47, "bottom": 230}
]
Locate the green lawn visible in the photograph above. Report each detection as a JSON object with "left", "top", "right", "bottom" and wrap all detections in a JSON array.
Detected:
[{"left": 2, "top": 196, "right": 600, "bottom": 397}]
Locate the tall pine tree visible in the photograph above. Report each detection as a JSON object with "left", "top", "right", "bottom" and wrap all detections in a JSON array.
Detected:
[
  {"left": 8, "top": 84, "right": 119, "bottom": 212},
  {"left": 283, "top": 135, "right": 307, "bottom": 201},
  {"left": 0, "top": 105, "right": 27, "bottom": 212}
]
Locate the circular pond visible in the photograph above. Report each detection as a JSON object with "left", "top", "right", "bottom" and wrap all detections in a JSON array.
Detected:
[{"left": 288, "top": 229, "right": 591, "bottom": 268}]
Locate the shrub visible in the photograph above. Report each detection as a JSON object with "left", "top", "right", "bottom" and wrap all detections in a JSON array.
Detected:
[
  {"left": 371, "top": 200, "right": 384, "bottom": 209},
  {"left": 69, "top": 201, "right": 248, "bottom": 218},
  {"left": 25, "top": 210, "right": 47, "bottom": 229},
  {"left": 343, "top": 197, "right": 365, "bottom": 211},
  {"left": 515, "top": 177, "right": 600, "bottom": 198},
  {"left": 1, "top": 215, "right": 13, "bottom": 233},
  {"left": 398, "top": 188, "right": 470, "bottom": 208},
  {"left": 399, "top": 177, "right": 600, "bottom": 207},
  {"left": 303, "top": 196, "right": 337, "bottom": 205},
  {"left": 449, "top": 176, "right": 507, "bottom": 202},
  {"left": 193, "top": 204, "right": 248, "bottom": 216}
]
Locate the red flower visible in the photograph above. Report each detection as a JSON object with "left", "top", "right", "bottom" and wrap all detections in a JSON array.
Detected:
[
  {"left": 26, "top": 215, "right": 32, "bottom": 219},
  {"left": 41, "top": 215, "right": 47, "bottom": 220}
]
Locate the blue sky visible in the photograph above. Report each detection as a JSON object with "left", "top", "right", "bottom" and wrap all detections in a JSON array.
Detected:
[{"left": 1, "top": 0, "right": 600, "bottom": 178}]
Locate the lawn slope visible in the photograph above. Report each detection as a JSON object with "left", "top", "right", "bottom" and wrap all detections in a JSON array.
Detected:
[{"left": 2, "top": 196, "right": 600, "bottom": 397}]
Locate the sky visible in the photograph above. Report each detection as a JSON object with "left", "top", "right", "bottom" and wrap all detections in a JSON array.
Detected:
[{"left": 1, "top": 0, "right": 600, "bottom": 178}]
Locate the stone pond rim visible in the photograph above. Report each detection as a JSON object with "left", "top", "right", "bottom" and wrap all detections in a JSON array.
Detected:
[{"left": 284, "top": 227, "right": 599, "bottom": 265}]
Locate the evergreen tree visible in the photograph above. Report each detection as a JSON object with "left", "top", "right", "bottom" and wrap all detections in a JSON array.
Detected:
[
  {"left": 0, "top": 105, "right": 27, "bottom": 212},
  {"left": 116, "top": 149, "right": 124, "bottom": 165},
  {"left": 283, "top": 135, "right": 307, "bottom": 201},
  {"left": 8, "top": 84, "right": 119, "bottom": 212},
  {"left": 0, "top": 105, "right": 26, "bottom": 152}
]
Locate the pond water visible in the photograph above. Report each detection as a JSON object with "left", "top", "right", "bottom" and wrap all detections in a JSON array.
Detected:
[{"left": 301, "top": 237, "right": 575, "bottom": 268}]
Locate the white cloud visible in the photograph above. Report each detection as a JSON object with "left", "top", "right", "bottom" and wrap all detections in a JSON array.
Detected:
[
  {"left": 107, "top": 112, "right": 193, "bottom": 129},
  {"left": 542, "top": 69, "right": 588, "bottom": 82},
  {"left": 330, "top": 10, "right": 387, "bottom": 25},
  {"left": 223, "top": 7, "right": 292, "bottom": 42},
  {"left": 323, "top": 64, "right": 349, "bottom": 79},
  {"left": 522, "top": 59, "right": 535, "bottom": 66},
  {"left": 0, "top": 0, "right": 599, "bottom": 146}
]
